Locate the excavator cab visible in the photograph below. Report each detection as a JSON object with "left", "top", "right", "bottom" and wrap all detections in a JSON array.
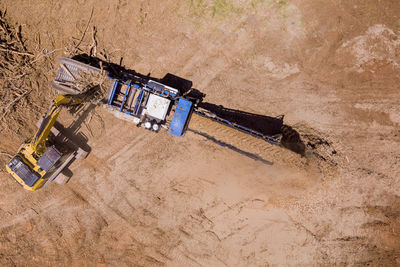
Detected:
[{"left": 7, "top": 155, "right": 41, "bottom": 188}]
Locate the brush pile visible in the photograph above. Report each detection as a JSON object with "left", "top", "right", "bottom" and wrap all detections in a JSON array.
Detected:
[
  {"left": 0, "top": 11, "right": 44, "bottom": 135},
  {"left": 0, "top": 12, "right": 33, "bottom": 113}
]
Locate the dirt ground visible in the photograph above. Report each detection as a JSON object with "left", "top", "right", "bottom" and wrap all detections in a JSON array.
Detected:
[{"left": 0, "top": 0, "right": 399, "bottom": 266}]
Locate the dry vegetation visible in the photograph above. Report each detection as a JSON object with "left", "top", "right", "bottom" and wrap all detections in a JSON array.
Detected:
[
  {"left": 0, "top": 12, "right": 37, "bottom": 128},
  {"left": 0, "top": 9, "right": 107, "bottom": 149},
  {"left": 0, "top": 11, "right": 56, "bottom": 141}
]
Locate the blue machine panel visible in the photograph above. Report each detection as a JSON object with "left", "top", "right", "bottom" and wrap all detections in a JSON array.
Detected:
[{"left": 168, "top": 98, "right": 193, "bottom": 137}]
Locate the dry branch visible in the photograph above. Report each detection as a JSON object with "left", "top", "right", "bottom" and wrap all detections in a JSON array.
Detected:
[
  {"left": 0, "top": 152, "right": 12, "bottom": 158},
  {"left": 74, "top": 7, "right": 94, "bottom": 50},
  {"left": 0, "top": 89, "right": 31, "bottom": 110},
  {"left": 60, "top": 63, "right": 77, "bottom": 80},
  {"left": 0, "top": 47, "right": 34, "bottom": 56}
]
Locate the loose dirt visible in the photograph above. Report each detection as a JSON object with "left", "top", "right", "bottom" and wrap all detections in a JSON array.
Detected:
[{"left": 0, "top": 0, "right": 399, "bottom": 266}]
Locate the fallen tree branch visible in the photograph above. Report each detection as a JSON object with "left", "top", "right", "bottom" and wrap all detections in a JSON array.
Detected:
[
  {"left": 0, "top": 47, "right": 34, "bottom": 57},
  {"left": 74, "top": 7, "right": 94, "bottom": 50},
  {"left": 0, "top": 152, "right": 12, "bottom": 158},
  {"left": 89, "top": 26, "right": 98, "bottom": 56},
  {"left": 16, "top": 25, "right": 27, "bottom": 52},
  {"left": 0, "top": 89, "right": 31, "bottom": 110},
  {"left": 60, "top": 63, "right": 77, "bottom": 80}
]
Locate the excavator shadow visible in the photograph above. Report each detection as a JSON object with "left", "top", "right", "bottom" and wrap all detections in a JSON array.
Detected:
[{"left": 51, "top": 103, "right": 94, "bottom": 183}]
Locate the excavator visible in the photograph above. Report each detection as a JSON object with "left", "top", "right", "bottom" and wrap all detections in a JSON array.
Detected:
[{"left": 5, "top": 94, "right": 88, "bottom": 191}]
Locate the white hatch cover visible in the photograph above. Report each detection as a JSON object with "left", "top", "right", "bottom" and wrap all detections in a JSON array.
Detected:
[{"left": 145, "top": 94, "right": 171, "bottom": 121}]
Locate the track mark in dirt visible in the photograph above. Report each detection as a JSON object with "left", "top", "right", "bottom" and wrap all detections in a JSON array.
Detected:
[
  {"left": 79, "top": 153, "right": 111, "bottom": 177},
  {"left": 103, "top": 128, "right": 148, "bottom": 163},
  {"left": 287, "top": 213, "right": 319, "bottom": 241}
]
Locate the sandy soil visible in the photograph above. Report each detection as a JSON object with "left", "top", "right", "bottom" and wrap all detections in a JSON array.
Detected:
[{"left": 0, "top": 0, "right": 399, "bottom": 265}]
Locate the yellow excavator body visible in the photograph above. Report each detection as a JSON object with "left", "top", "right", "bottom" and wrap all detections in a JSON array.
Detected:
[{"left": 5, "top": 95, "right": 83, "bottom": 191}]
